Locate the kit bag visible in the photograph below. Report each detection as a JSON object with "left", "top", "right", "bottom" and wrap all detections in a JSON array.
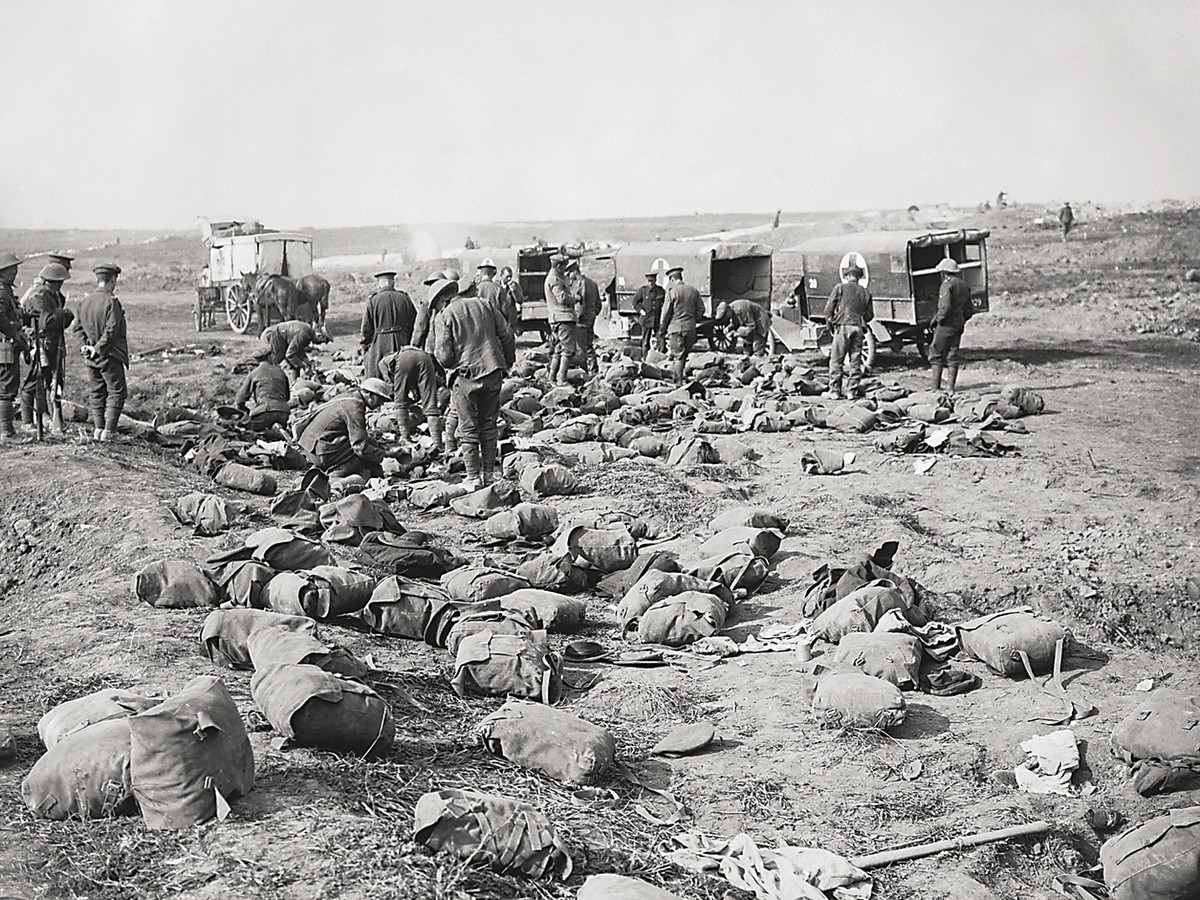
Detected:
[
  {"left": 698, "top": 526, "right": 783, "bottom": 560},
  {"left": 451, "top": 483, "right": 522, "bottom": 519},
  {"left": 485, "top": 503, "right": 559, "bottom": 541},
  {"left": 200, "top": 608, "right": 316, "bottom": 669},
  {"left": 826, "top": 405, "right": 877, "bottom": 434},
  {"left": 318, "top": 493, "right": 403, "bottom": 546},
  {"left": 637, "top": 591, "right": 728, "bottom": 647},
  {"left": 1111, "top": 693, "right": 1200, "bottom": 796},
  {"left": 451, "top": 630, "right": 563, "bottom": 703},
  {"left": 498, "top": 589, "right": 586, "bottom": 634},
  {"left": 214, "top": 462, "right": 277, "bottom": 496},
  {"left": 360, "top": 576, "right": 459, "bottom": 645},
  {"left": 687, "top": 551, "right": 771, "bottom": 595},
  {"left": 956, "top": 607, "right": 1072, "bottom": 677},
  {"left": 208, "top": 559, "right": 276, "bottom": 608},
  {"left": 134, "top": 560, "right": 220, "bottom": 609},
  {"left": 127, "top": 675, "right": 255, "bottom": 829},
  {"left": 245, "top": 627, "right": 370, "bottom": 679},
  {"left": 37, "top": 689, "right": 155, "bottom": 750},
  {"left": 441, "top": 566, "right": 531, "bottom": 604},
  {"left": 578, "top": 875, "right": 685, "bottom": 900},
  {"left": 520, "top": 464, "right": 579, "bottom": 497},
  {"left": 666, "top": 436, "right": 719, "bottom": 466},
  {"left": 709, "top": 507, "right": 788, "bottom": 533},
  {"left": 477, "top": 700, "right": 615, "bottom": 784},
  {"left": 828, "top": 632, "right": 923, "bottom": 689},
  {"left": 811, "top": 672, "right": 906, "bottom": 730},
  {"left": 356, "top": 531, "right": 458, "bottom": 577},
  {"left": 618, "top": 571, "right": 732, "bottom": 635},
  {"left": 516, "top": 550, "right": 590, "bottom": 592},
  {"left": 266, "top": 565, "right": 377, "bottom": 619},
  {"left": 811, "top": 581, "right": 916, "bottom": 643},
  {"left": 413, "top": 789, "right": 573, "bottom": 879},
  {"left": 446, "top": 608, "right": 540, "bottom": 657},
  {"left": 172, "top": 492, "right": 239, "bottom": 536},
  {"left": 21, "top": 718, "right": 138, "bottom": 819},
  {"left": 1100, "top": 806, "right": 1200, "bottom": 900},
  {"left": 245, "top": 527, "right": 334, "bottom": 570},
  {"left": 250, "top": 664, "right": 394, "bottom": 756},
  {"left": 554, "top": 525, "right": 638, "bottom": 574}
]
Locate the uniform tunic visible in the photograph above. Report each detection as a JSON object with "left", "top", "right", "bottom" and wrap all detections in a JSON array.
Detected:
[
  {"left": 434, "top": 294, "right": 515, "bottom": 446},
  {"left": 261, "top": 321, "right": 318, "bottom": 375},
  {"left": 931, "top": 273, "right": 973, "bottom": 366},
  {"left": 360, "top": 288, "right": 416, "bottom": 379},
  {"left": 727, "top": 299, "right": 771, "bottom": 353},
  {"left": 824, "top": 281, "right": 873, "bottom": 396},
  {"left": 379, "top": 347, "right": 440, "bottom": 415},
  {"left": 234, "top": 361, "right": 290, "bottom": 429},
  {"left": 75, "top": 286, "right": 130, "bottom": 427},
  {"left": 295, "top": 394, "right": 384, "bottom": 473},
  {"left": 0, "top": 280, "right": 25, "bottom": 399}
]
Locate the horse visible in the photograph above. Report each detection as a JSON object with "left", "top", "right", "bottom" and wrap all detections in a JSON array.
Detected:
[
  {"left": 241, "top": 272, "right": 328, "bottom": 334},
  {"left": 297, "top": 274, "right": 330, "bottom": 329}
]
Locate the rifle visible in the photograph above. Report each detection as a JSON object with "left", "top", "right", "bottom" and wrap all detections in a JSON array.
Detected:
[
  {"left": 50, "top": 328, "right": 65, "bottom": 433},
  {"left": 30, "top": 315, "right": 44, "bottom": 441}
]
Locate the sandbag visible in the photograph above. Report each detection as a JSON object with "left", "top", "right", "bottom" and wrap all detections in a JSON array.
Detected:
[
  {"left": 360, "top": 575, "right": 459, "bottom": 647},
  {"left": 318, "top": 493, "right": 403, "bottom": 546},
  {"left": 687, "top": 551, "right": 772, "bottom": 595},
  {"left": 485, "top": 503, "right": 559, "bottom": 541},
  {"left": 207, "top": 559, "right": 276, "bottom": 608},
  {"left": 498, "top": 589, "right": 586, "bottom": 634},
  {"left": 810, "top": 581, "right": 916, "bottom": 643},
  {"left": 37, "top": 689, "right": 156, "bottom": 750},
  {"left": 520, "top": 464, "right": 578, "bottom": 497},
  {"left": 1111, "top": 693, "right": 1200, "bottom": 796},
  {"left": 698, "top": 526, "right": 784, "bottom": 560},
  {"left": 245, "top": 527, "right": 334, "bottom": 571},
  {"left": 266, "top": 566, "right": 377, "bottom": 619},
  {"left": 452, "top": 630, "right": 562, "bottom": 703},
  {"left": 810, "top": 672, "right": 906, "bottom": 730},
  {"left": 441, "top": 566, "right": 530, "bottom": 604},
  {"left": 708, "top": 507, "right": 788, "bottom": 533},
  {"left": 451, "top": 483, "right": 521, "bottom": 519},
  {"left": 446, "top": 608, "right": 541, "bottom": 657},
  {"left": 21, "top": 718, "right": 137, "bottom": 819},
  {"left": 357, "top": 530, "right": 458, "bottom": 577},
  {"left": 618, "top": 571, "right": 732, "bottom": 634},
  {"left": 200, "top": 608, "right": 316, "bottom": 669},
  {"left": 578, "top": 875, "right": 685, "bottom": 900},
  {"left": 637, "top": 591, "right": 728, "bottom": 647},
  {"left": 828, "top": 632, "right": 923, "bottom": 689},
  {"left": 214, "top": 462, "right": 277, "bottom": 496},
  {"left": 409, "top": 481, "right": 470, "bottom": 511},
  {"left": 251, "top": 664, "right": 394, "bottom": 756},
  {"left": 666, "top": 436, "right": 718, "bottom": 466},
  {"left": 128, "top": 675, "right": 254, "bottom": 829},
  {"left": 244, "top": 627, "right": 370, "bottom": 679},
  {"left": 516, "top": 549, "right": 590, "bottom": 592},
  {"left": 413, "top": 789, "right": 573, "bottom": 879},
  {"left": 956, "top": 607, "right": 1072, "bottom": 677},
  {"left": 171, "top": 492, "right": 240, "bottom": 536},
  {"left": 1100, "top": 806, "right": 1200, "bottom": 900},
  {"left": 134, "top": 560, "right": 220, "bottom": 609},
  {"left": 825, "top": 405, "right": 877, "bottom": 434},
  {"left": 478, "top": 700, "right": 615, "bottom": 785}
]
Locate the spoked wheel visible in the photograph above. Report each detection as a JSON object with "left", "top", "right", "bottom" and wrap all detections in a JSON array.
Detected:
[
  {"left": 709, "top": 321, "right": 738, "bottom": 352},
  {"left": 225, "top": 284, "right": 253, "bottom": 334},
  {"left": 861, "top": 329, "right": 877, "bottom": 371}
]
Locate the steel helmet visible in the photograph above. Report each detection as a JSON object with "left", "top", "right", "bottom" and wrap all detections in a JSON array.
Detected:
[
  {"left": 38, "top": 262, "right": 69, "bottom": 282},
  {"left": 0, "top": 252, "right": 21, "bottom": 270},
  {"left": 360, "top": 377, "right": 393, "bottom": 401},
  {"left": 935, "top": 258, "right": 960, "bottom": 274}
]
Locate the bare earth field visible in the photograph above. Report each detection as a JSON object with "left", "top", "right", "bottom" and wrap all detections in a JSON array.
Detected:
[{"left": 1, "top": 206, "right": 1199, "bottom": 899}]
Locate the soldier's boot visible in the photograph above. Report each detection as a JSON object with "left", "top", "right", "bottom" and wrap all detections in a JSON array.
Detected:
[
  {"left": 480, "top": 441, "right": 496, "bottom": 486},
  {"left": 0, "top": 399, "right": 15, "bottom": 441},
  {"left": 101, "top": 406, "right": 121, "bottom": 442},
  {"left": 555, "top": 355, "right": 570, "bottom": 385},
  {"left": 427, "top": 415, "right": 444, "bottom": 453},
  {"left": 946, "top": 366, "right": 959, "bottom": 394},
  {"left": 395, "top": 406, "right": 413, "bottom": 441},
  {"left": 50, "top": 402, "right": 64, "bottom": 435},
  {"left": 19, "top": 396, "right": 33, "bottom": 426},
  {"left": 443, "top": 412, "right": 458, "bottom": 454},
  {"left": 461, "top": 442, "right": 482, "bottom": 492},
  {"left": 930, "top": 364, "right": 944, "bottom": 391},
  {"left": 672, "top": 359, "right": 685, "bottom": 384}
]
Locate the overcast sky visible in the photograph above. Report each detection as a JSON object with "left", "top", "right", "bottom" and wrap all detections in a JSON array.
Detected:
[{"left": 2, "top": 0, "right": 1194, "bottom": 229}]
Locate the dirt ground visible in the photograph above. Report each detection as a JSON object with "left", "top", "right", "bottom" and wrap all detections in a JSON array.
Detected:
[{"left": 1, "top": 208, "right": 1199, "bottom": 900}]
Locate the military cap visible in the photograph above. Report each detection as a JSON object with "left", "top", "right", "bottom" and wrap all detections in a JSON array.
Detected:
[
  {"left": 844, "top": 264, "right": 863, "bottom": 278},
  {"left": 934, "top": 258, "right": 960, "bottom": 274},
  {"left": 48, "top": 252, "right": 74, "bottom": 267},
  {"left": 442, "top": 268, "right": 461, "bottom": 282},
  {"left": 39, "top": 262, "right": 69, "bottom": 282},
  {"left": 645, "top": 270, "right": 659, "bottom": 278},
  {"left": 374, "top": 270, "right": 397, "bottom": 279},
  {"left": 550, "top": 252, "right": 569, "bottom": 265},
  {"left": 477, "top": 257, "right": 497, "bottom": 270},
  {"left": 93, "top": 263, "right": 122, "bottom": 276},
  {"left": 0, "top": 252, "right": 22, "bottom": 270},
  {"left": 421, "top": 274, "right": 440, "bottom": 286},
  {"left": 359, "top": 377, "right": 393, "bottom": 401},
  {"left": 428, "top": 278, "right": 457, "bottom": 302},
  {"left": 665, "top": 265, "right": 684, "bottom": 277}
]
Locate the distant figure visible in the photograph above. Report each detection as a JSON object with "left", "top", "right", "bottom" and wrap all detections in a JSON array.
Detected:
[
  {"left": 359, "top": 270, "right": 416, "bottom": 379},
  {"left": 474, "top": 258, "right": 505, "bottom": 320},
  {"left": 0, "top": 252, "right": 28, "bottom": 442},
  {"left": 464, "top": 236, "right": 477, "bottom": 250},
  {"left": 772, "top": 209, "right": 781, "bottom": 229},
  {"left": 497, "top": 266, "right": 524, "bottom": 329},
  {"left": 1059, "top": 203, "right": 1074, "bottom": 241},
  {"left": 544, "top": 253, "right": 578, "bottom": 385},
  {"left": 20, "top": 262, "right": 74, "bottom": 432},
  {"left": 996, "top": 190, "right": 1007, "bottom": 208},
  {"left": 573, "top": 262, "right": 603, "bottom": 373},
  {"left": 75, "top": 264, "right": 129, "bottom": 441},
  {"left": 659, "top": 266, "right": 705, "bottom": 383},
  {"left": 821, "top": 265, "right": 873, "bottom": 400},
  {"left": 631, "top": 271, "right": 666, "bottom": 355},
  {"left": 906, "top": 204, "right": 920, "bottom": 217},
  {"left": 929, "top": 258, "right": 974, "bottom": 393}
]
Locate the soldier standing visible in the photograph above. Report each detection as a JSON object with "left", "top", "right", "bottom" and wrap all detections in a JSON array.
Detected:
[
  {"left": 75, "top": 264, "right": 129, "bottom": 441},
  {"left": 475, "top": 258, "right": 503, "bottom": 312},
  {"left": 544, "top": 253, "right": 578, "bottom": 385},
  {"left": 632, "top": 271, "right": 665, "bottom": 356},
  {"left": 822, "top": 265, "right": 873, "bottom": 400},
  {"left": 1059, "top": 202, "right": 1074, "bottom": 241},
  {"left": 573, "top": 263, "right": 603, "bottom": 373},
  {"left": 20, "top": 263, "right": 74, "bottom": 433},
  {"left": 929, "top": 258, "right": 974, "bottom": 393},
  {"left": 19, "top": 251, "right": 73, "bottom": 308},
  {"left": 659, "top": 266, "right": 705, "bottom": 383},
  {"left": 0, "top": 253, "right": 29, "bottom": 442},
  {"left": 434, "top": 277, "right": 516, "bottom": 489},
  {"left": 359, "top": 269, "right": 415, "bottom": 379},
  {"left": 498, "top": 265, "right": 524, "bottom": 328}
]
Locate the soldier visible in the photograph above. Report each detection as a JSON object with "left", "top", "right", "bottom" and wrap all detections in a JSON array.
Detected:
[
  {"left": 421, "top": 267, "right": 461, "bottom": 288},
  {"left": 359, "top": 269, "right": 415, "bottom": 379},
  {"left": 715, "top": 298, "right": 771, "bottom": 356},
  {"left": 659, "top": 266, "right": 705, "bottom": 383},
  {"left": 260, "top": 319, "right": 329, "bottom": 382},
  {"left": 475, "top": 258, "right": 503, "bottom": 311},
  {"left": 632, "top": 271, "right": 665, "bottom": 356},
  {"left": 294, "top": 378, "right": 398, "bottom": 478},
  {"left": 434, "top": 277, "right": 516, "bottom": 489},
  {"left": 821, "top": 265, "right": 873, "bottom": 400},
  {"left": 75, "top": 264, "right": 129, "bottom": 441},
  {"left": 0, "top": 253, "right": 29, "bottom": 442},
  {"left": 412, "top": 276, "right": 459, "bottom": 354},
  {"left": 544, "top": 253, "right": 578, "bottom": 384},
  {"left": 1059, "top": 202, "right": 1074, "bottom": 241},
  {"left": 234, "top": 345, "right": 291, "bottom": 432},
  {"left": 20, "top": 263, "right": 75, "bottom": 432},
  {"left": 929, "top": 258, "right": 974, "bottom": 393},
  {"left": 19, "top": 251, "right": 74, "bottom": 308},
  {"left": 573, "top": 262, "right": 603, "bottom": 373},
  {"left": 379, "top": 346, "right": 442, "bottom": 449},
  {"left": 497, "top": 265, "right": 524, "bottom": 328}
]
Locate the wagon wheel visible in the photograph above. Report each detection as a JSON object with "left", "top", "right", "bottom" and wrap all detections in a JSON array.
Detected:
[
  {"left": 709, "top": 321, "right": 738, "bottom": 353},
  {"left": 861, "top": 330, "right": 877, "bottom": 372},
  {"left": 225, "top": 284, "right": 253, "bottom": 334}
]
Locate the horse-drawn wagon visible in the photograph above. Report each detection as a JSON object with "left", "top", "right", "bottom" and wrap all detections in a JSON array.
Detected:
[{"left": 195, "top": 222, "right": 318, "bottom": 334}]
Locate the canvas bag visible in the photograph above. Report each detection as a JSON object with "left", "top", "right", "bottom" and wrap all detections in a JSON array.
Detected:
[
  {"left": 451, "top": 629, "right": 563, "bottom": 703},
  {"left": 446, "top": 608, "right": 541, "bottom": 657},
  {"left": 666, "top": 436, "right": 719, "bottom": 466},
  {"left": 637, "top": 592, "right": 728, "bottom": 647},
  {"left": 516, "top": 550, "right": 590, "bottom": 592},
  {"left": 810, "top": 672, "right": 906, "bottom": 730},
  {"left": 214, "top": 462, "right": 277, "bottom": 496},
  {"left": 451, "top": 483, "right": 522, "bottom": 519},
  {"left": 356, "top": 530, "right": 458, "bottom": 577},
  {"left": 825, "top": 405, "right": 877, "bottom": 434},
  {"left": 956, "top": 607, "right": 1072, "bottom": 677},
  {"left": 618, "top": 571, "right": 732, "bottom": 635},
  {"left": 37, "top": 689, "right": 155, "bottom": 750},
  {"left": 128, "top": 675, "right": 255, "bottom": 829},
  {"left": 687, "top": 551, "right": 771, "bottom": 595},
  {"left": 1100, "top": 806, "right": 1200, "bottom": 900},
  {"left": 207, "top": 559, "right": 276, "bottom": 608},
  {"left": 810, "top": 581, "right": 917, "bottom": 643},
  {"left": 245, "top": 527, "right": 335, "bottom": 571},
  {"left": 21, "top": 718, "right": 138, "bottom": 820},
  {"left": 698, "top": 526, "right": 784, "bottom": 560},
  {"left": 485, "top": 503, "right": 560, "bottom": 541},
  {"left": 828, "top": 632, "right": 923, "bottom": 689},
  {"left": 498, "top": 589, "right": 586, "bottom": 634},
  {"left": 520, "top": 464, "right": 579, "bottom": 497},
  {"left": 171, "top": 492, "right": 239, "bottom": 536},
  {"left": 244, "top": 627, "right": 369, "bottom": 679},
  {"left": 1111, "top": 693, "right": 1200, "bottom": 796},
  {"left": 597, "top": 549, "right": 681, "bottom": 599},
  {"left": 200, "top": 608, "right": 316, "bottom": 669},
  {"left": 318, "top": 493, "right": 403, "bottom": 545},
  {"left": 477, "top": 700, "right": 616, "bottom": 784},
  {"left": 360, "top": 576, "right": 459, "bottom": 644},
  {"left": 578, "top": 875, "right": 685, "bottom": 900},
  {"left": 413, "top": 789, "right": 573, "bottom": 879},
  {"left": 250, "top": 664, "right": 394, "bottom": 756},
  {"left": 441, "top": 566, "right": 531, "bottom": 604},
  {"left": 708, "top": 507, "right": 788, "bottom": 533},
  {"left": 135, "top": 560, "right": 220, "bottom": 609},
  {"left": 553, "top": 524, "right": 638, "bottom": 574},
  {"left": 266, "top": 566, "right": 377, "bottom": 619}
]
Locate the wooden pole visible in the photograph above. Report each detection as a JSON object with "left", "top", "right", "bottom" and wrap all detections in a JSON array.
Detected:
[{"left": 850, "top": 820, "right": 1051, "bottom": 869}]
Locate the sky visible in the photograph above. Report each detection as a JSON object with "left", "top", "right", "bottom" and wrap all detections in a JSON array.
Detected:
[{"left": 2, "top": 0, "right": 1196, "bottom": 229}]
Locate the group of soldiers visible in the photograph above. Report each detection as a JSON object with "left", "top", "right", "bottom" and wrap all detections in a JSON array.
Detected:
[{"left": 0, "top": 252, "right": 130, "bottom": 443}]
